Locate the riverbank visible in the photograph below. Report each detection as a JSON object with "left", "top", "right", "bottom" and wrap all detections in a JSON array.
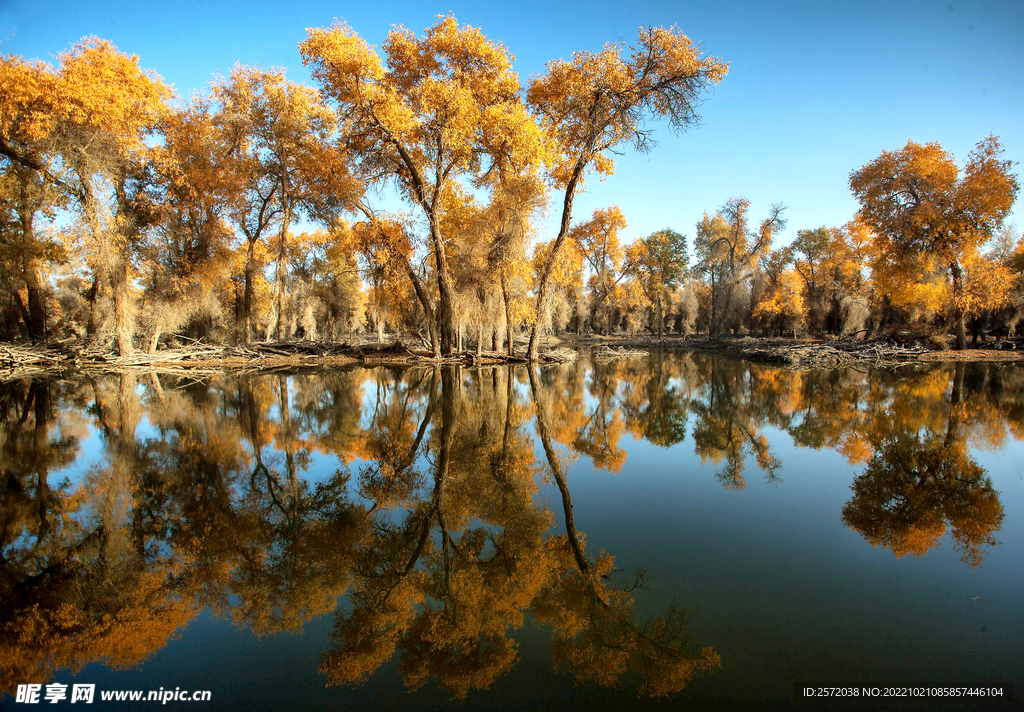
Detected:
[
  {"left": 562, "top": 334, "right": 1024, "bottom": 367},
  {"left": 0, "top": 338, "right": 577, "bottom": 381},
  {"left": 3, "top": 334, "right": 1022, "bottom": 380}
]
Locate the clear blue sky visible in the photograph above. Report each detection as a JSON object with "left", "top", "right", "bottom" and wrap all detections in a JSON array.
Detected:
[{"left": 2, "top": 0, "right": 1021, "bottom": 247}]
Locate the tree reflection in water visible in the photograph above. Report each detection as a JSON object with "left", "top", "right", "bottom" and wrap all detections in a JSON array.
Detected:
[
  {"left": 1, "top": 355, "right": 1018, "bottom": 696},
  {"left": 841, "top": 363, "right": 1004, "bottom": 567}
]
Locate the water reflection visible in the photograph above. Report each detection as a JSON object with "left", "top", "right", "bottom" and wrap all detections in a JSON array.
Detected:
[
  {"left": 1, "top": 355, "right": 1018, "bottom": 698},
  {"left": 841, "top": 364, "right": 1005, "bottom": 567}
]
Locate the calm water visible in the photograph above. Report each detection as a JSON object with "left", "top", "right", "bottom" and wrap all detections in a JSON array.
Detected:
[{"left": 1, "top": 354, "right": 1022, "bottom": 710}]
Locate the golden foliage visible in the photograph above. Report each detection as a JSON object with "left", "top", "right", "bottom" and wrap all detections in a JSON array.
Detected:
[
  {"left": 851, "top": 136, "right": 1020, "bottom": 345},
  {"left": 528, "top": 27, "right": 728, "bottom": 186}
]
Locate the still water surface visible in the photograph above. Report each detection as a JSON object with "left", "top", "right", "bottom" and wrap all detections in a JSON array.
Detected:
[{"left": 1, "top": 354, "right": 1022, "bottom": 709}]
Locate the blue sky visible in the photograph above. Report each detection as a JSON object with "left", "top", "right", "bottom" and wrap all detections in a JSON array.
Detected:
[{"left": 2, "top": 0, "right": 1021, "bottom": 248}]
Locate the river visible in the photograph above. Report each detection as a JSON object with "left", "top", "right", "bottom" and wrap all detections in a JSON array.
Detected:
[{"left": 1, "top": 354, "right": 1021, "bottom": 709}]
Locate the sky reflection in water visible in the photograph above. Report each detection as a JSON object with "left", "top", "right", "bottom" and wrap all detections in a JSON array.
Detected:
[{"left": 1, "top": 354, "right": 1022, "bottom": 709}]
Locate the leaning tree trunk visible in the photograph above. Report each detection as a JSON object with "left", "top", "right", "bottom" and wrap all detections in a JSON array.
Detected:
[
  {"left": 528, "top": 365, "right": 589, "bottom": 574},
  {"left": 388, "top": 137, "right": 455, "bottom": 355},
  {"left": 148, "top": 323, "right": 162, "bottom": 354},
  {"left": 404, "top": 260, "right": 439, "bottom": 357},
  {"left": 528, "top": 157, "right": 588, "bottom": 361}
]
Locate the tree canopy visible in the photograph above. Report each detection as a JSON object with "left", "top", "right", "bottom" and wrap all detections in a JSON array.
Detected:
[{"left": 0, "top": 18, "right": 1020, "bottom": 354}]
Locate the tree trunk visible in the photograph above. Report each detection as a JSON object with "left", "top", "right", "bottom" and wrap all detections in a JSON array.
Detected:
[
  {"left": 79, "top": 175, "right": 113, "bottom": 347},
  {"left": 501, "top": 269, "right": 515, "bottom": 357},
  {"left": 148, "top": 324, "right": 162, "bottom": 354},
  {"left": 405, "top": 260, "right": 439, "bottom": 358},
  {"left": 272, "top": 231, "right": 287, "bottom": 342},
  {"left": 243, "top": 240, "right": 257, "bottom": 343},
  {"left": 945, "top": 361, "right": 965, "bottom": 446},
  {"left": 656, "top": 295, "right": 664, "bottom": 338},
  {"left": 233, "top": 279, "right": 243, "bottom": 344},
  {"left": 425, "top": 213, "right": 458, "bottom": 355},
  {"left": 111, "top": 257, "right": 133, "bottom": 355},
  {"left": 16, "top": 174, "right": 46, "bottom": 342},
  {"left": 528, "top": 156, "right": 587, "bottom": 361},
  {"left": 710, "top": 269, "right": 719, "bottom": 338},
  {"left": 12, "top": 291, "right": 31, "bottom": 339},
  {"left": 23, "top": 278, "right": 44, "bottom": 343},
  {"left": 109, "top": 178, "right": 137, "bottom": 356},
  {"left": 435, "top": 274, "right": 457, "bottom": 354},
  {"left": 528, "top": 365, "right": 589, "bottom": 573},
  {"left": 85, "top": 273, "right": 100, "bottom": 337},
  {"left": 267, "top": 171, "right": 292, "bottom": 342},
  {"left": 950, "top": 261, "right": 966, "bottom": 350}
]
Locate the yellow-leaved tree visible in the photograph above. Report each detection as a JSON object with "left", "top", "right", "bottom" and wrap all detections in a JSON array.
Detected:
[
  {"left": 54, "top": 38, "right": 172, "bottom": 354},
  {"left": 572, "top": 206, "right": 627, "bottom": 335},
  {"left": 625, "top": 228, "right": 689, "bottom": 337},
  {"left": 0, "top": 55, "right": 65, "bottom": 342},
  {"left": 147, "top": 95, "right": 239, "bottom": 349},
  {"left": 300, "top": 15, "right": 549, "bottom": 356},
  {"left": 527, "top": 27, "right": 728, "bottom": 359},
  {"left": 694, "top": 197, "right": 786, "bottom": 336},
  {"left": 214, "top": 65, "right": 358, "bottom": 343},
  {"left": 850, "top": 136, "right": 1019, "bottom": 349}
]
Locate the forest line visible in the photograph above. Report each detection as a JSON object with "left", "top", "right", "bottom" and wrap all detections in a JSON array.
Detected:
[{"left": 1, "top": 16, "right": 1021, "bottom": 361}]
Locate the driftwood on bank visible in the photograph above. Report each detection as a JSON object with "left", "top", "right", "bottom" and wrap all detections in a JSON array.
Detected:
[
  {"left": 724, "top": 338, "right": 929, "bottom": 367},
  {"left": 3, "top": 333, "right": 1021, "bottom": 381},
  {"left": 0, "top": 337, "right": 575, "bottom": 380},
  {"left": 568, "top": 333, "right": 1024, "bottom": 368},
  {"left": 0, "top": 344, "right": 68, "bottom": 380},
  {"left": 592, "top": 345, "right": 648, "bottom": 361}
]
